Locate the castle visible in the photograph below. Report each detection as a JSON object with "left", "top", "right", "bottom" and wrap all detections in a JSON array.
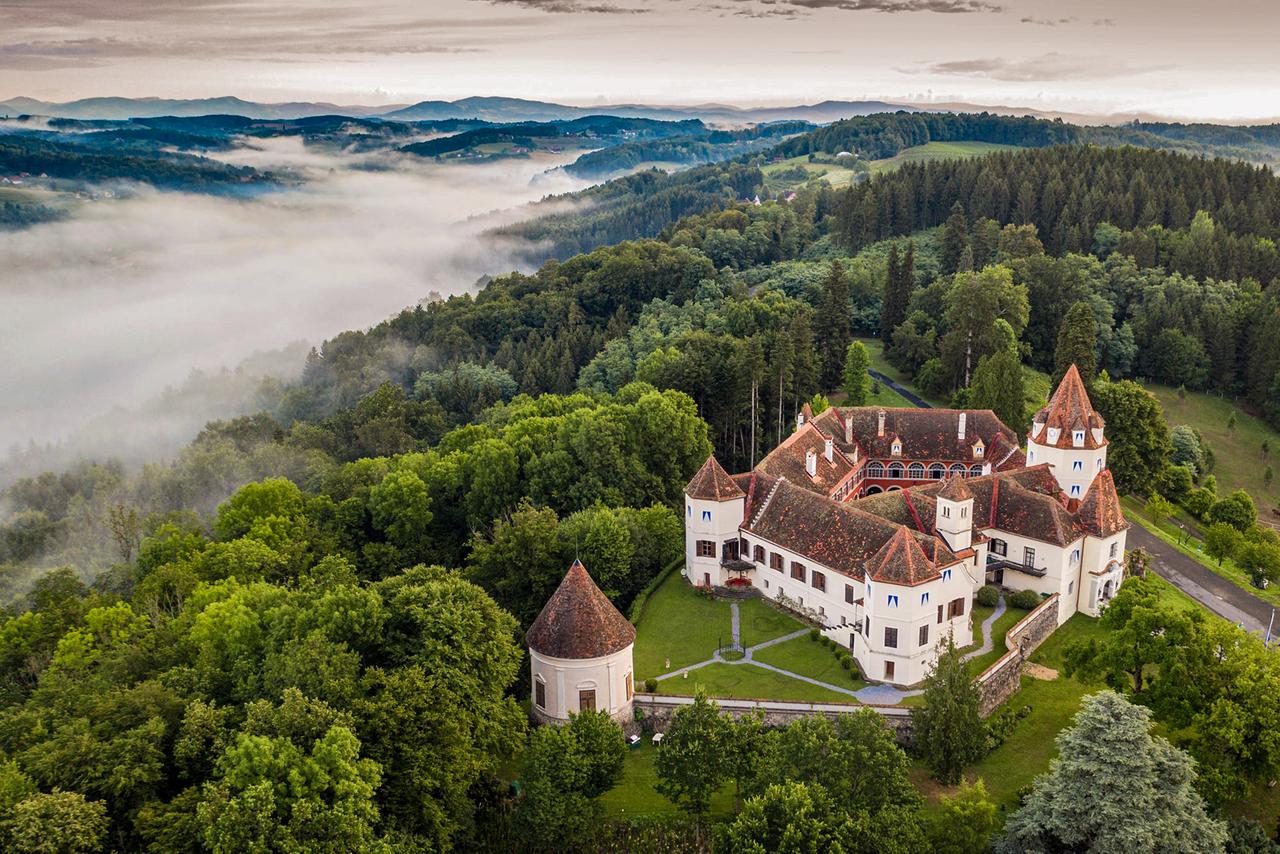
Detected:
[{"left": 682, "top": 365, "right": 1128, "bottom": 686}]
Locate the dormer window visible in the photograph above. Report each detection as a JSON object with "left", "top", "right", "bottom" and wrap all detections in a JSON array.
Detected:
[
  {"left": 891, "top": 441, "right": 902, "bottom": 457},
  {"left": 973, "top": 443, "right": 984, "bottom": 459},
  {"left": 1073, "top": 430, "right": 1085, "bottom": 446}
]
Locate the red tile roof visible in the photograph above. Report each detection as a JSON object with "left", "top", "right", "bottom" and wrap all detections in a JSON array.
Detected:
[
  {"left": 685, "top": 455, "right": 746, "bottom": 501},
  {"left": 867, "top": 525, "right": 941, "bottom": 586},
  {"left": 1034, "top": 364, "right": 1105, "bottom": 449},
  {"left": 1076, "top": 469, "right": 1129, "bottom": 537},
  {"left": 937, "top": 475, "right": 974, "bottom": 502},
  {"left": 755, "top": 421, "right": 853, "bottom": 497},
  {"left": 811, "top": 406, "right": 1017, "bottom": 464},
  {"left": 527, "top": 560, "right": 636, "bottom": 659}
]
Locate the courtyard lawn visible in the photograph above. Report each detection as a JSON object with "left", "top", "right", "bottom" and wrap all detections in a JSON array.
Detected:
[
  {"left": 655, "top": 661, "right": 858, "bottom": 704},
  {"left": 963, "top": 605, "right": 1025, "bottom": 678},
  {"left": 1150, "top": 382, "right": 1280, "bottom": 516},
  {"left": 633, "top": 571, "right": 732, "bottom": 679},
  {"left": 599, "top": 741, "right": 735, "bottom": 819},
  {"left": 736, "top": 596, "right": 807, "bottom": 647},
  {"left": 751, "top": 635, "right": 870, "bottom": 691}
]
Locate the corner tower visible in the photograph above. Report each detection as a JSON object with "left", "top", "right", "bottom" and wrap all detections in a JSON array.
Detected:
[
  {"left": 1027, "top": 364, "right": 1107, "bottom": 499},
  {"left": 527, "top": 560, "right": 636, "bottom": 725},
  {"left": 683, "top": 455, "right": 747, "bottom": 588}
]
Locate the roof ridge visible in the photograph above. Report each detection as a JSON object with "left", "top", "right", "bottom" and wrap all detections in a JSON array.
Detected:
[
  {"left": 902, "top": 489, "right": 926, "bottom": 533},
  {"left": 751, "top": 476, "right": 786, "bottom": 528}
]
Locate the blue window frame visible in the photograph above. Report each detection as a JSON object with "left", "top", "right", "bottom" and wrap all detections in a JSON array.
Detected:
[
  {"left": 887, "top": 594, "right": 899, "bottom": 607},
  {"left": 702, "top": 510, "right": 712, "bottom": 521},
  {"left": 942, "top": 569, "right": 952, "bottom": 582},
  {"left": 1072, "top": 460, "right": 1083, "bottom": 472},
  {"left": 920, "top": 592, "right": 930, "bottom": 605}
]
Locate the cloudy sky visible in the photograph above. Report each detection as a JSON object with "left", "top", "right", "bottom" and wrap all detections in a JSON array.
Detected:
[{"left": 0, "top": 0, "right": 1276, "bottom": 119}]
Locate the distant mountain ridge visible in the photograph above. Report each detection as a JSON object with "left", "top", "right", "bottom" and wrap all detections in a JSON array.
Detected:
[{"left": 1, "top": 94, "right": 915, "bottom": 124}]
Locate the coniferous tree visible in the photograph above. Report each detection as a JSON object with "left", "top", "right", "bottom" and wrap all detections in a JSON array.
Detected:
[
  {"left": 1053, "top": 301, "right": 1098, "bottom": 388},
  {"left": 842, "top": 341, "right": 872, "bottom": 406},
  {"left": 881, "top": 243, "right": 906, "bottom": 342},
  {"left": 941, "top": 202, "right": 970, "bottom": 274},
  {"left": 970, "top": 325, "right": 1027, "bottom": 434},
  {"left": 912, "top": 638, "right": 985, "bottom": 785},
  {"left": 999, "top": 692, "right": 1227, "bottom": 854},
  {"left": 816, "top": 260, "right": 852, "bottom": 390}
]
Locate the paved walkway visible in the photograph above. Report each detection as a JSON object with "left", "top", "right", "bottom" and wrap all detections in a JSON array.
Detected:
[
  {"left": 868, "top": 368, "right": 932, "bottom": 409},
  {"left": 1128, "top": 524, "right": 1273, "bottom": 636},
  {"left": 653, "top": 600, "right": 1009, "bottom": 705}
]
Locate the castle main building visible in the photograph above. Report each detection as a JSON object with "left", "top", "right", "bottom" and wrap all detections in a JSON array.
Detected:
[{"left": 683, "top": 365, "right": 1128, "bottom": 686}]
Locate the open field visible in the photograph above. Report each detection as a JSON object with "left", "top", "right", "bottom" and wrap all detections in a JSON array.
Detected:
[
  {"left": 599, "top": 741, "right": 735, "bottom": 819},
  {"left": 761, "top": 154, "right": 861, "bottom": 190},
  {"left": 868, "top": 141, "right": 1023, "bottom": 175},
  {"left": 1149, "top": 383, "right": 1280, "bottom": 516}
]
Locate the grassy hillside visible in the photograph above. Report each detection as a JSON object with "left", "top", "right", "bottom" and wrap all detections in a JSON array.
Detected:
[
  {"left": 868, "top": 140, "right": 1023, "bottom": 175},
  {"left": 760, "top": 154, "right": 861, "bottom": 191},
  {"left": 1150, "top": 384, "right": 1280, "bottom": 516}
]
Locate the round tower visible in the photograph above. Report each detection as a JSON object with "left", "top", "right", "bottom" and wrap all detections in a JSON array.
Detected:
[
  {"left": 1027, "top": 364, "right": 1107, "bottom": 500},
  {"left": 527, "top": 560, "right": 636, "bottom": 725}
]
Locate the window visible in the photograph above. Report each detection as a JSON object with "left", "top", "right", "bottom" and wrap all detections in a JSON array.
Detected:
[
  {"left": 942, "top": 505, "right": 951, "bottom": 519},
  {"left": 701, "top": 510, "right": 711, "bottom": 522},
  {"left": 942, "top": 569, "right": 952, "bottom": 582},
  {"left": 811, "top": 571, "right": 826, "bottom": 592},
  {"left": 1110, "top": 541, "right": 1118, "bottom": 559},
  {"left": 961, "top": 507, "right": 968, "bottom": 518},
  {"left": 908, "top": 462, "right": 925, "bottom": 479},
  {"left": 578, "top": 689, "right": 596, "bottom": 712},
  {"left": 1070, "top": 485, "right": 1081, "bottom": 497},
  {"left": 891, "top": 442, "right": 902, "bottom": 456},
  {"left": 950, "top": 464, "right": 966, "bottom": 477},
  {"left": 626, "top": 672, "right": 633, "bottom": 700},
  {"left": 947, "top": 597, "right": 965, "bottom": 618},
  {"left": 919, "top": 624, "right": 929, "bottom": 647},
  {"left": 1068, "top": 580, "right": 1074, "bottom": 594},
  {"left": 791, "top": 561, "right": 806, "bottom": 582},
  {"left": 696, "top": 540, "right": 715, "bottom": 558},
  {"left": 1027, "top": 449, "right": 1035, "bottom": 463},
  {"left": 722, "top": 539, "right": 739, "bottom": 560},
  {"left": 818, "top": 605, "right": 825, "bottom": 617},
  {"left": 1073, "top": 430, "right": 1085, "bottom": 445},
  {"left": 970, "top": 464, "right": 983, "bottom": 476},
  {"left": 535, "top": 680, "right": 546, "bottom": 709},
  {"left": 974, "top": 444, "right": 984, "bottom": 458},
  {"left": 991, "top": 538, "right": 1007, "bottom": 557},
  {"left": 1097, "top": 458, "right": 1103, "bottom": 470},
  {"left": 884, "top": 627, "right": 898, "bottom": 648},
  {"left": 868, "top": 461, "right": 884, "bottom": 478},
  {"left": 1072, "top": 460, "right": 1083, "bottom": 472},
  {"left": 887, "top": 594, "right": 899, "bottom": 607},
  {"left": 770, "top": 552, "right": 784, "bottom": 571},
  {"left": 687, "top": 505, "right": 691, "bottom": 516},
  {"left": 1071, "top": 548, "right": 1080, "bottom": 564},
  {"left": 1023, "top": 546, "right": 1035, "bottom": 567},
  {"left": 937, "top": 604, "right": 943, "bottom": 624},
  {"left": 888, "top": 462, "right": 904, "bottom": 478},
  {"left": 753, "top": 544, "right": 765, "bottom": 564},
  {"left": 885, "top": 660, "right": 895, "bottom": 680},
  {"left": 929, "top": 463, "right": 946, "bottom": 479},
  {"left": 920, "top": 592, "right": 930, "bottom": 605}
]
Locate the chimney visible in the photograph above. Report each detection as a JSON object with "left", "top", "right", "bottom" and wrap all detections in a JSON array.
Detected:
[
  {"left": 877, "top": 409, "right": 886, "bottom": 438},
  {"left": 958, "top": 412, "right": 966, "bottom": 442},
  {"left": 845, "top": 413, "right": 853, "bottom": 444},
  {"left": 796, "top": 412, "right": 805, "bottom": 431},
  {"left": 805, "top": 449, "right": 817, "bottom": 478},
  {"left": 824, "top": 437, "right": 834, "bottom": 462}
]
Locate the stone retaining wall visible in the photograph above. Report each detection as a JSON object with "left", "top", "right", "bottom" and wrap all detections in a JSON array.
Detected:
[
  {"left": 975, "top": 593, "right": 1060, "bottom": 716},
  {"left": 632, "top": 695, "right": 913, "bottom": 743}
]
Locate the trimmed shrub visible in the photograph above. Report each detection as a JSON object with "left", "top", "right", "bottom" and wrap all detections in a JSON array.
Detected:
[
  {"left": 644, "top": 678, "right": 658, "bottom": 693},
  {"left": 823, "top": 636, "right": 836, "bottom": 649},
  {"left": 975, "top": 584, "right": 1000, "bottom": 608},
  {"left": 809, "top": 628, "right": 820, "bottom": 641},
  {"left": 840, "top": 657, "right": 852, "bottom": 670},
  {"left": 1008, "top": 589, "right": 1042, "bottom": 610},
  {"left": 851, "top": 665, "right": 861, "bottom": 680}
]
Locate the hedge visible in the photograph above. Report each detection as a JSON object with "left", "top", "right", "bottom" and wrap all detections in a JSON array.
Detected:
[{"left": 628, "top": 557, "right": 686, "bottom": 625}]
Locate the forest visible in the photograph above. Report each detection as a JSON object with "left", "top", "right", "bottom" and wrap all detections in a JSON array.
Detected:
[{"left": 6, "top": 115, "right": 1280, "bottom": 850}]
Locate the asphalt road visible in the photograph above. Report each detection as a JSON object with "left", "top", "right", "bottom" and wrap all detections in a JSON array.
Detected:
[{"left": 1127, "top": 524, "right": 1275, "bottom": 637}]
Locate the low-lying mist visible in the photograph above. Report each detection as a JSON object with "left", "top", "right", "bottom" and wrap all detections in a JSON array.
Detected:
[{"left": 0, "top": 137, "right": 589, "bottom": 479}]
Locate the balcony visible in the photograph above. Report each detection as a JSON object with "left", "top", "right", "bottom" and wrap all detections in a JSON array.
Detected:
[{"left": 985, "top": 556, "right": 1047, "bottom": 578}]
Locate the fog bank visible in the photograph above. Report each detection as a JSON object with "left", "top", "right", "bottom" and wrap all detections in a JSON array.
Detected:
[{"left": 0, "top": 138, "right": 589, "bottom": 468}]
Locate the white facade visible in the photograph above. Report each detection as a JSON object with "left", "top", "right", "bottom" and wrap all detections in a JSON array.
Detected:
[
  {"left": 1027, "top": 421, "right": 1107, "bottom": 500},
  {"left": 684, "top": 492, "right": 746, "bottom": 587},
  {"left": 530, "top": 644, "right": 635, "bottom": 723}
]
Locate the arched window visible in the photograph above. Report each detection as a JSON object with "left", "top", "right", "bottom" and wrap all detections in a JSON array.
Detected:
[
  {"left": 907, "top": 462, "right": 925, "bottom": 479},
  {"left": 887, "top": 485, "right": 902, "bottom": 492},
  {"left": 865, "top": 485, "right": 883, "bottom": 495},
  {"left": 888, "top": 462, "right": 904, "bottom": 478},
  {"left": 949, "top": 463, "right": 966, "bottom": 476},
  {"left": 969, "top": 464, "right": 983, "bottom": 476},
  {"left": 929, "top": 463, "right": 946, "bottom": 479},
  {"left": 867, "top": 461, "right": 884, "bottom": 478}
]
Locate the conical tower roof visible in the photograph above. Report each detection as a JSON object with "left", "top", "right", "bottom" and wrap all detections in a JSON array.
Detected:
[
  {"left": 527, "top": 560, "right": 636, "bottom": 659},
  {"left": 1034, "top": 364, "right": 1105, "bottom": 448},
  {"left": 866, "top": 525, "right": 939, "bottom": 586},
  {"left": 685, "top": 455, "right": 745, "bottom": 501},
  {"left": 937, "top": 475, "right": 974, "bottom": 502},
  {"left": 1077, "top": 469, "right": 1129, "bottom": 537}
]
